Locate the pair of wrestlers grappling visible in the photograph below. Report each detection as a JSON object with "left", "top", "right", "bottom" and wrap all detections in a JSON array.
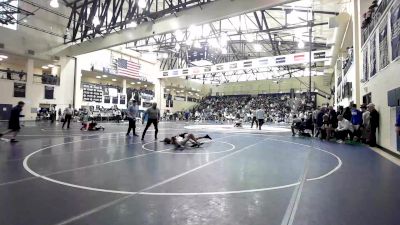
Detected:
[{"left": 162, "top": 133, "right": 212, "bottom": 150}]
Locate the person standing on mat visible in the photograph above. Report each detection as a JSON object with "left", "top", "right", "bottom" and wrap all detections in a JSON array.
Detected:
[
  {"left": 0, "top": 101, "right": 25, "bottom": 143},
  {"left": 126, "top": 100, "right": 139, "bottom": 136},
  {"left": 256, "top": 106, "right": 265, "bottom": 130},
  {"left": 250, "top": 108, "right": 258, "bottom": 128},
  {"left": 62, "top": 104, "right": 73, "bottom": 129},
  {"left": 141, "top": 102, "right": 160, "bottom": 140}
]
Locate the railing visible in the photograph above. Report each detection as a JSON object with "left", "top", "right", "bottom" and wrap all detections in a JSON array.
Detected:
[
  {"left": 33, "top": 74, "right": 60, "bottom": 86},
  {"left": 0, "top": 69, "right": 27, "bottom": 82}
]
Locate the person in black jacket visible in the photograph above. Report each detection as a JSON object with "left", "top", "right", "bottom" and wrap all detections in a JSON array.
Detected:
[
  {"left": 368, "top": 103, "right": 379, "bottom": 147},
  {"left": 343, "top": 107, "right": 352, "bottom": 121},
  {"left": 0, "top": 101, "right": 25, "bottom": 143}
]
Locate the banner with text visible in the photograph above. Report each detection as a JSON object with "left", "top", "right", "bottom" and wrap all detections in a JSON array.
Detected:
[{"left": 159, "top": 50, "right": 330, "bottom": 78}]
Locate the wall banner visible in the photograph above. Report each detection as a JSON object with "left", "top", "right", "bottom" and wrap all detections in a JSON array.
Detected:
[
  {"left": 369, "top": 32, "right": 377, "bottom": 77},
  {"left": 159, "top": 50, "right": 330, "bottom": 78},
  {"left": 44, "top": 86, "right": 54, "bottom": 100},
  {"left": 13, "top": 82, "right": 26, "bottom": 98},
  {"left": 112, "top": 97, "right": 119, "bottom": 104},
  {"left": 391, "top": 0, "right": 400, "bottom": 60},
  {"left": 119, "top": 95, "right": 126, "bottom": 105},
  {"left": 379, "top": 17, "right": 389, "bottom": 70},
  {"left": 363, "top": 47, "right": 369, "bottom": 81},
  {"left": 104, "top": 96, "right": 111, "bottom": 104}
]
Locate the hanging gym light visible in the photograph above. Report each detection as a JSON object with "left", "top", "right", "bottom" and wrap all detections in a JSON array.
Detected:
[
  {"left": 50, "top": 0, "right": 59, "bottom": 8},
  {"left": 138, "top": 0, "right": 146, "bottom": 9}
]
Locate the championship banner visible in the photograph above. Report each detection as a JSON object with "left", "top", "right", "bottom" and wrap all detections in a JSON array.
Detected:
[
  {"left": 159, "top": 50, "right": 330, "bottom": 78},
  {"left": 104, "top": 96, "right": 111, "bottom": 104},
  {"left": 44, "top": 86, "right": 54, "bottom": 99},
  {"left": 13, "top": 82, "right": 26, "bottom": 98},
  {"left": 120, "top": 95, "right": 126, "bottom": 105},
  {"left": 362, "top": 47, "right": 369, "bottom": 81},
  {"left": 369, "top": 32, "right": 377, "bottom": 77},
  {"left": 112, "top": 97, "right": 118, "bottom": 104},
  {"left": 379, "top": 17, "right": 389, "bottom": 70},
  {"left": 391, "top": 0, "right": 400, "bottom": 60}
]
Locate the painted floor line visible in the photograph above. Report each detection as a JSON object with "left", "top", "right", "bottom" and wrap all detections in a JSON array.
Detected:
[
  {"left": 21, "top": 135, "right": 237, "bottom": 190},
  {"left": 52, "top": 136, "right": 265, "bottom": 225}
]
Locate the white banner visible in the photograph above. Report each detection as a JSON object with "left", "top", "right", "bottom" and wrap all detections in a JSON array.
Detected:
[{"left": 159, "top": 50, "right": 330, "bottom": 78}]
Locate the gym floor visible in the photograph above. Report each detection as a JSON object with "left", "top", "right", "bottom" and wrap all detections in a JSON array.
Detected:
[{"left": 1, "top": 121, "right": 400, "bottom": 225}]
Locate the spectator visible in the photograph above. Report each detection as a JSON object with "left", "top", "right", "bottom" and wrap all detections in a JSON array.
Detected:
[
  {"left": 251, "top": 108, "right": 258, "bottom": 128},
  {"left": 6, "top": 68, "right": 12, "bottom": 80},
  {"left": 312, "top": 106, "right": 320, "bottom": 135},
  {"left": 361, "top": 104, "right": 370, "bottom": 143},
  {"left": 19, "top": 70, "right": 24, "bottom": 81},
  {"left": 315, "top": 107, "right": 326, "bottom": 138},
  {"left": 351, "top": 104, "right": 363, "bottom": 140},
  {"left": 368, "top": 103, "right": 379, "bottom": 147},
  {"left": 343, "top": 107, "right": 352, "bottom": 121},
  {"left": 320, "top": 114, "right": 332, "bottom": 140},
  {"left": 335, "top": 115, "right": 354, "bottom": 143},
  {"left": 291, "top": 115, "right": 303, "bottom": 136},
  {"left": 328, "top": 106, "right": 338, "bottom": 129}
]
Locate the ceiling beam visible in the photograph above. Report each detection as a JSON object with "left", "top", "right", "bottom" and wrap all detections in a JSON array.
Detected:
[{"left": 53, "top": 0, "right": 298, "bottom": 57}]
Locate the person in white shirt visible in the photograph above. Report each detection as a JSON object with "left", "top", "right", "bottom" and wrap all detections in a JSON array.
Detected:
[
  {"left": 256, "top": 107, "right": 265, "bottom": 130},
  {"left": 62, "top": 104, "right": 73, "bottom": 129},
  {"left": 335, "top": 115, "right": 354, "bottom": 143}
]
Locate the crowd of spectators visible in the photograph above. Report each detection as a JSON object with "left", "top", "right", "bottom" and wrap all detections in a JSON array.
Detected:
[
  {"left": 170, "top": 94, "right": 379, "bottom": 147},
  {"left": 172, "top": 94, "right": 313, "bottom": 123},
  {"left": 293, "top": 103, "right": 380, "bottom": 147}
]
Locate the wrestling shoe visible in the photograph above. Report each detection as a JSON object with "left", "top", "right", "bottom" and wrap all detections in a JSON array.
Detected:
[{"left": 205, "top": 134, "right": 212, "bottom": 140}]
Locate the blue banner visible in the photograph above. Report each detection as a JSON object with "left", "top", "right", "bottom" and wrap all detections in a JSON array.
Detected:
[
  {"left": 391, "top": 0, "right": 400, "bottom": 60},
  {"left": 379, "top": 17, "right": 389, "bottom": 69}
]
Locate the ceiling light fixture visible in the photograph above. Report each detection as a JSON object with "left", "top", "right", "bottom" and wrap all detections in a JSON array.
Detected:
[
  {"left": 137, "top": 82, "right": 141, "bottom": 84},
  {"left": 127, "top": 21, "right": 137, "bottom": 28},
  {"left": 0, "top": 55, "right": 8, "bottom": 59},
  {"left": 175, "top": 43, "right": 180, "bottom": 51},
  {"left": 131, "top": 82, "right": 135, "bottom": 84},
  {"left": 221, "top": 48, "right": 228, "bottom": 54},
  {"left": 174, "top": 30, "right": 184, "bottom": 41},
  {"left": 102, "top": 75, "right": 108, "bottom": 78},
  {"left": 96, "top": 76, "right": 101, "bottom": 79},
  {"left": 50, "top": 0, "right": 59, "bottom": 8},
  {"left": 298, "top": 40, "right": 305, "bottom": 49},
  {"left": 93, "top": 16, "right": 100, "bottom": 26},
  {"left": 48, "top": 64, "right": 55, "bottom": 68},
  {"left": 42, "top": 66, "right": 49, "bottom": 69},
  {"left": 138, "top": 0, "right": 146, "bottom": 9},
  {"left": 112, "top": 79, "right": 117, "bottom": 81}
]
